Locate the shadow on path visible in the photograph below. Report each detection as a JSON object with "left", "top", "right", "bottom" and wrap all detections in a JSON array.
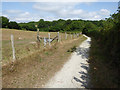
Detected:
[
  {"left": 75, "top": 47, "right": 89, "bottom": 59},
  {"left": 72, "top": 40, "right": 90, "bottom": 88},
  {"left": 73, "top": 66, "right": 89, "bottom": 88}
]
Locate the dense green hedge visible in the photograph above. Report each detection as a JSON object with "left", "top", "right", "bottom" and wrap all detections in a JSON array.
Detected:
[
  {"left": 87, "top": 12, "right": 120, "bottom": 68},
  {"left": 87, "top": 9, "right": 120, "bottom": 88}
]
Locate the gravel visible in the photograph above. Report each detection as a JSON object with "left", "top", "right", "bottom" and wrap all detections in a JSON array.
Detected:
[{"left": 44, "top": 35, "right": 91, "bottom": 88}]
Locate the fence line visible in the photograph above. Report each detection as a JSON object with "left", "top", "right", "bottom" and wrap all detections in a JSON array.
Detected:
[
  {"left": 2, "top": 24, "right": 83, "bottom": 64},
  {"left": 9, "top": 32, "right": 82, "bottom": 62}
]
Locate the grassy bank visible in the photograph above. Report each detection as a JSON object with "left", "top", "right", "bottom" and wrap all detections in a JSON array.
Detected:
[
  {"left": 88, "top": 38, "right": 119, "bottom": 88},
  {"left": 2, "top": 31, "right": 86, "bottom": 88}
]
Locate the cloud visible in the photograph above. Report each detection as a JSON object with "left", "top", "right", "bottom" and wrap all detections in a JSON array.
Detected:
[
  {"left": 2, "top": 0, "right": 98, "bottom": 2},
  {"left": 2, "top": 2, "right": 111, "bottom": 22},
  {"left": 13, "top": 13, "right": 41, "bottom": 22},
  {"left": 2, "top": 10, "right": 40, "bottom": 22},
  {"left": 33, "top": 2, "right": 77, "bottom": 13},
  {"left": 2, "top": 14, "right": 8, "bottom": 17},
  {"left": 13, "top": 17, "right": 40, "bottom": 22},
  {"left": 2, "top": 0, "right": 119, "bottom": 2},
  {"left": 19, "top": 12, "right": 30, "bottom": 17},
  {"left": 4, "top": 10, "right": 30, "bottom": 17},
  {"left": 99, "top": 9, "right": 110, "bottom": 16},
  {"left": 4, "top": 10, "right": 22, "bottom": 14},
  {"left": 33, "top": 2, "right": 110, "bottom": 21},
  {"left": 33, "top": 2, "right": 83, "bottom": 17}
]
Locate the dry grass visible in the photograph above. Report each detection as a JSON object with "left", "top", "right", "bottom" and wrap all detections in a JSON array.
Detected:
[
  {"left": 2, "top": 28, "right": 74, "bottom": 65},
  {"left": 2, "top": 29, "right": 86, "bottom": 88}
]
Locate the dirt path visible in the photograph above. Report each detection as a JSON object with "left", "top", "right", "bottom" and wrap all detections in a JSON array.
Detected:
[{"left": 44, "top": 35, "right": 91, "bottom": 88}]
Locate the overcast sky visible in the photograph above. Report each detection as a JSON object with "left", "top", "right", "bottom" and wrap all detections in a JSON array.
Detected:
[{"left": 2, "top": 1, "right": 119, "bottom": 23}]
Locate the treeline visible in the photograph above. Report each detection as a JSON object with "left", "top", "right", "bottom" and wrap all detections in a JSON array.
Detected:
[
  {"left": 0, "top": 16, "right": 21, "bottom": 29},
  {"left": 0, "top": 16, "right": 105, "bottom": 33},
  {"left": 86, "top": 8, "right": 120, "bottom": 87}
]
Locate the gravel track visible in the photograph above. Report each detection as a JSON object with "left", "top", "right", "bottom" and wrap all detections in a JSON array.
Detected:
[{"left": 44, "top": 35, "right": 91, "bottom": 88}]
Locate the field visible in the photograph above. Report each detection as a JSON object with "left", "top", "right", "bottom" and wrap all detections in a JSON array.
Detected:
[
  {"left": 2, "top": 28, "right": 87, "bottom": 88},
  {"left": 2, "top": 29, "right": 74, "bottom": 65}
]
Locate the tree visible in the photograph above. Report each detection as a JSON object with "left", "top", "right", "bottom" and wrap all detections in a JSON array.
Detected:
[
  {"left": 1, "top": 16, "right": 9, "bottom": 28},
  {"left": 82, "top": 28, "right": 88, "bottom": 35},
  {"left": 27, "top": 23, "right": 36, "bottom": 31},
  {"left": 38, "top": 19, "right": 46, "bottom": 29},
  {"left": 8, "top": 21, "right": 21, "bottom": 29},
  {"left": 20, "top": 23, "right": 29, "bottom": 30}
]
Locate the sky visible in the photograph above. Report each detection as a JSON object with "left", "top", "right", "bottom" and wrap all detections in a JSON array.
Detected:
[{"left": 1, "top": 1, "right": 119, "bottom": 23}]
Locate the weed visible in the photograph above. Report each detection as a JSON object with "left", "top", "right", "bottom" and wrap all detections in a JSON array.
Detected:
[
  {"left": 44, "top": 52, "right": 49, "bottom": 55},
  {"left": 39, "top": 58, "right": 43, "bottom": 62},
  {"left": 41, "top": 67, "right": 44, "bottom": 70},
  {"left": 67, "top": 46, "right": 77, "bottom": 52}
]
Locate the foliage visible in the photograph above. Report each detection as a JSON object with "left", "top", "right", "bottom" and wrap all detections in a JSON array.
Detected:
[
  {"left": 88, "top": 8, "right": 120, "bottom": 88},
  {"left": 8, "top": 21, "right": 21, "bottom": 29},
  {"left": 19, "top": 22, "right": 37, "bottom": 31},
  {"left": 67, "top": 46, "right": 77, "bottom": 52},
  {"left": 0, "top": 16, "right": 9, "bottom": 28}
]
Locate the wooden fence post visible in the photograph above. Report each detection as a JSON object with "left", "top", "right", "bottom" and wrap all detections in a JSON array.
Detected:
[
  {"left": 11, "top": 34, "right": 16, "bottom": 61},
  {"left": 57, "top": 32, "right": 59, "bottom": 42},
  {"left": 37, "top": 28, "right": 40, "bottom": 42},
  {"left": 65, "top": 32, "right": 66, "bottom": 39},
  {"left": 37, "top": 28, "right": 39, "bottom": 36},
  {"left": 48, "top": 33, "right": 51, "bottom": 46},
  {"left": 66, "top": 33, "right": 67, "bottom": 39},
  {"left": 77, "top": 33, "right": 79, "bottom": 37},
  {"left": 35, "top": 25, "right": 40, "bottom": 42},
  {"left": 44, "top": 37, "right": 46, "bottom": 47},
  {"left": 59, "top": 35, "right": 61, "bottom": 42},
  {"left": 71, "top": 34, "right": 72, "bottom": 39},
  {"left": 65, "top": 32, "right": 67, "bottom": 40}
]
